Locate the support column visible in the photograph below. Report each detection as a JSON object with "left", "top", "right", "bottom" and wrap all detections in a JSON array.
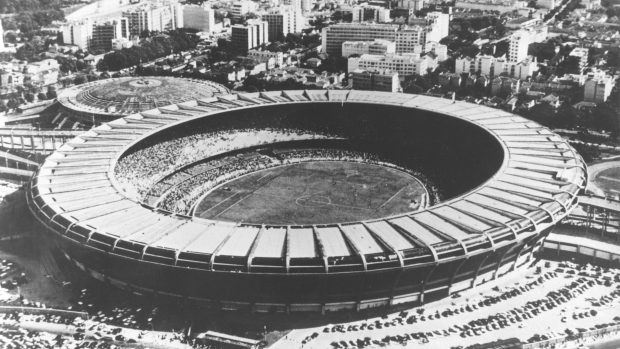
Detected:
[{"left": 20, "top": 136, "right": 24, "bottom": 150}]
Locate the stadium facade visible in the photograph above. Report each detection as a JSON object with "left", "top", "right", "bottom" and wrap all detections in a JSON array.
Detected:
[{"left": 27, "top": 91, "right": 587, "bottom": 313}]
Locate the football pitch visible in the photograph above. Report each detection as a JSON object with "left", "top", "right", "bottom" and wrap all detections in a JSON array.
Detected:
[
  {"left": 594, "top": 167, "right": 620, "bottom": 196},
  {"left": 194, "top": 161, "right": 428, "bottom": 225}
]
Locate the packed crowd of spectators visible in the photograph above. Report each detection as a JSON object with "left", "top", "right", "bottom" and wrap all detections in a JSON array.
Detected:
[
  {"left": 158, "top": 154, "right": 278, "bottom": 213},
  {"left": 114, "top": 128, "right": 338, "bottom": 201}
]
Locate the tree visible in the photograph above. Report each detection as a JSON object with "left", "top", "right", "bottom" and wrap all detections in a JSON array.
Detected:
[
  {"left": 523, "top": 103, "right": 555, "bottom": 127},
  {"left": 7, "top": 98, "right": 20, "bottom": 110},
  {"left": 73, "top": 75, "right": 87, "bottom": 85}
]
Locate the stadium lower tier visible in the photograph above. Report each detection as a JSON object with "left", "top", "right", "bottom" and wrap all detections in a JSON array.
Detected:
[{"left": 46, "top": 226, "right": 550, "bottom": 312}]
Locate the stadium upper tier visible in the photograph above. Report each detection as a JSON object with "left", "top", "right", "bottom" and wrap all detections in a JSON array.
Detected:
[{"left": 56, "top": 77, "right": 230, "bottom": 122}]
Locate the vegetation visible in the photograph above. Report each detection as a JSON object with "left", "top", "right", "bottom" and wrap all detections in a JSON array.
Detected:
[
  {"left": 96, "top": 30, "right": 200, "bottom": 71},
  {"left": 0, "top": 0, "right": 65, "bottom": 34}
]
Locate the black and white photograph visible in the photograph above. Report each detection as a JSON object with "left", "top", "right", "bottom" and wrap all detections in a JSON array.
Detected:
[{"left": 0, "top": 0, "right": 618, "bottom": 347}]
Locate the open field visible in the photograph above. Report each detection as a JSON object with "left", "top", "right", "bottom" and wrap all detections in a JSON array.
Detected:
[
  {"left": 595, "top": 167, "right": 620, "bottom": 195},
  {"left": 194, "top": 161, "right": 428, "bottom": 225}
]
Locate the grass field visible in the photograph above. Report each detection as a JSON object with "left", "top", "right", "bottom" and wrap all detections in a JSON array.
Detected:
[
  {"left": 594, "top": 167, "right": 620, "bottom": 195},
  {"left": 194, "top": 161, "right": 428, "bottom": 225}
]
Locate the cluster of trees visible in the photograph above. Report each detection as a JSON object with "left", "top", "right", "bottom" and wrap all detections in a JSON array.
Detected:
[
  {"left": 240, "top": 75, "right": 323, "bottom": 92},
  {"left": 96, "top": 30, "right": 200, "bottom": 71},
  {"left": 14, "top": 35, "right": 57, "bottom": 61},
  {"left": 266, "top": 32, "right": 321, "bottom": 51},
  {"left": 0, "top": 84, "right": 56, "bottom": 113},
  {"left": 0, "top": 0, "right": 61, "bottom": 14},
  {"left": 519, "top": 98, "right": 620, "bottom": 141},
  {"left": 543, "top": 0, "right": 582, "bottom": 22},
  {"left": 1, "top": 0, "right": 65, "bottom": 34}
]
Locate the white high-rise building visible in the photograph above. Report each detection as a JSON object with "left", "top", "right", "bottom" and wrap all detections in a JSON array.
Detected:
[
  {"left": 455, "top": 54, "right": 537, "bottom": 80},
  {"left": 426, "top": 11, "right": 450, "bottom": 42},
  {"left": 231, "top": 20, "right": 269, "bottom": 53},
  {"left": 395, "top": 26, "right": 427, "bottom": 54},
  {"left": 0, "top": 20, "right": 5, "bottom": 52},
  {"left": 584, "top": 70, "right": 614, "bottom": 103},
  {"left": 397, "top": 0, "right": 424, "bottom": 11},
  {"left": 231, "top": 0, "right": 259, "bottom": 18},
  {"left": 508, "top": 30, "right": 531, "bottom": 63},
  {"left": 61, "top": 20, "right": 93, "bottom": 50},
  {"left": 262, "top": 7, "right": 304, "bottom": 41},
  {"left": 301, "top": 0, "right": 312, "bottom": 12},
  {"left": 183, "top": 4, "right": 216, "bottom": 32},
  {"left": 352, "top": 6, "right": 391, "bottom": 22},
  {"left": 122, "top": 0, "right": 183, "bottom": 37}
]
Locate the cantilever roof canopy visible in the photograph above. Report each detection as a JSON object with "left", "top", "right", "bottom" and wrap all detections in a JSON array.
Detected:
[{"left": 30, "top": 91, "right": 587, "bottom": 266}]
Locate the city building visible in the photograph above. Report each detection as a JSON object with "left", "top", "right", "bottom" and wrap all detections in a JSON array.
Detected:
[
  {"left": 231, "top": 0, "right": 259, "bottom": 18},
  {"left": 583, "top": 71, "right": 614, "bottom": 103},
  {"left": 112, "top": 37, "right": 136, "bottom": 50},
  {"left": 321, "top": 23, "right": 399, "bottom": 56},
  {"left": 0, "top": 70, "right": 24, "bottom": 88},
  {"left": 455, "top": 0, "right": 527, "bottom": 13},
  {"left": 397, "top": 0, "right": 425, "bottom": 11},
  {"left": 351, "top": 6, "right": 391, "bottom": 23},
  {"left": 247, "top": 49, "right": 284, "bottom": 68},
  {"left": 505, "top": 16, "right": 541, "bottom": 29},
  {"left": 580, "top": 0, "right": 601, "bottom": 10},
  {"left": 262, "top": 7, "right": 304, "bottom": 42},
  {"left": 23, "top": 59, "right": 60, "bottom": 86},
  {"left": 322, "top": 16, "right": 443, "bottom": 56},
  {"left": 0, "top": 19, "right": 5, "bottom": 52},
  {"left": 341, "top": 39, "right": 396, "bottom": 57},
  {"left": 508, "top": 30, "right": 531, "bottom": 62},
  {"left": 301, "top": 0, "right": 312, "bottom": 13},
  {"left": 351, "top": 69, "right": 400, "bottom": 92},
  {"left": 395, "top": 26, "right": 427, "bottom": 54},
  {"left": 183, "top": 4, "right": 216, "bottom": 32},
  {"left": 231, "top": 20, "right": 269, "bottom": 54},
  {"left": 425, "top": 41, "right": 448, "bottom": 61},
  {"left": 426, "top": 12, "right": 450, "bottom": 42},
  {"left": 91, "top": 19, "right": 129, "bottom": 52},
  {"left": 349, "top": 53, "right": 434, "bottom": 77},
  {"left": 536, "top": 0, "right": 556, "bottom": 8},
  {"left": 61, "top": 20, "right": 93, "bottom": 50},
  {"left": 569, "top": 47, "right": 589, "bottom": 74},
  {"left": 455, "top": 54, "right": 538, "bottom": 80},
  {"left": 122, "top": 0, "right": 183, "bottom": 37},
  {"left": 491, "top": 76, "right": 520, "bottom": 96}
]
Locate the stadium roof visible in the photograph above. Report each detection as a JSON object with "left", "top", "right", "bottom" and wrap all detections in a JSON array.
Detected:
[
  {"left": 57, "top": 77, "right": 229, "bottom": 116},
  {"left": 29, "top": 91, "right": 587, "bottom": 272}
]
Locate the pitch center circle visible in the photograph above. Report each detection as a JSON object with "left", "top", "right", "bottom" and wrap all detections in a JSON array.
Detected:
[{"left": 295, "top": 195, "right": 332, "bottom": 207}]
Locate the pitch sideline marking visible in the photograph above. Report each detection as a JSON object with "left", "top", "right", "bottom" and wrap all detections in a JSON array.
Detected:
[
  {"left": 213, "top": 166, "right": 290, "bottom": 218},
  {"left": 598, "top": 175, "right": 620, "bottom": 183},
  {"left": 199, "top": 191, "right": 241, "bottom": 215}
]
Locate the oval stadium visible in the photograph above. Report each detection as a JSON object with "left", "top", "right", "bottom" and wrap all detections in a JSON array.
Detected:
[
  {"left": 55, "top": 76, "right": 230, "bottom": 125},
  {"left": 27, "top": 91, "right": 588, "bottom": 313}
]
